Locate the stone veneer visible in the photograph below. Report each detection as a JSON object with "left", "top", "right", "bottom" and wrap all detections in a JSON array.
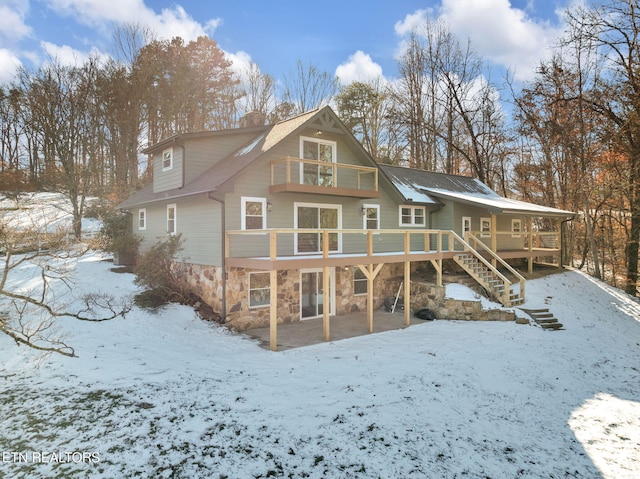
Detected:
[{"left": 175, "top": 262, "right": 515, "bottom": 331}]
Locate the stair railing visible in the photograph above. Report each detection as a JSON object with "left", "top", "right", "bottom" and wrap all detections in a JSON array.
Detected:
[
  {"left": 450, "top": 231, "right": 525, "bottom": 306},
  {"left": 465, "top": 233, "right": 526, "bottom": 302}
]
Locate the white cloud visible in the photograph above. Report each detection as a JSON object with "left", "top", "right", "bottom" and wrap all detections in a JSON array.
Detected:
[
  {"left": 0, "top": 0, "right": 32, "bottom": 43},
  {"left": 335, "top": 51, "right": 384, "bottom": 86},
  {"left": 395, "top": 1, "right": 566, "bottom": 82},
  {"left": 439, "top": 0, "right": 564, "bottom": 81},
  {"left": 40, "top": 41, "right": 109, "bottom": 67},
  {"left": 48, "top": 0, "right": 221, "bottom": 42},
  {"left": 0, "top": 48, "right": 22, "bottom": 85}
]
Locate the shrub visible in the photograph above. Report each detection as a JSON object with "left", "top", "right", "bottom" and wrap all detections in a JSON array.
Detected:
[
  {"left": 134, "top": 234, "right": 191, "bottom": 305},
  {"left": 99, "top": 210, "right": 141, "bottom": 258}
]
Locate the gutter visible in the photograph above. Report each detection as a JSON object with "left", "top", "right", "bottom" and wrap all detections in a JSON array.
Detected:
[{"left": 207, "top": 192, "right": 226, "bottom": 322}]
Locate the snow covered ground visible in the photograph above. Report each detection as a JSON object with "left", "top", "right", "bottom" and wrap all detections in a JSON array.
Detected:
[{"left": 1, "top": 252, "right": 639, "bottom": 478}]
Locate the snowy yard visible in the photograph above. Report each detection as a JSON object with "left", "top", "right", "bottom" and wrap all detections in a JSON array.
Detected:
[{"left": 1, "top": 253, "right": 639, "bottom": 478}]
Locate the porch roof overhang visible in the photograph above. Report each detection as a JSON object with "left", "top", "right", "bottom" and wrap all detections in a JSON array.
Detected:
[{"left": 422, "top": 189, "right": 575, "bottom": 218}]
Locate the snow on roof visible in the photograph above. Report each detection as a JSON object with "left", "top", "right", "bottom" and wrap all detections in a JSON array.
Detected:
[{"left": 380, "top": 164, "right": 574, "bottom": 217}]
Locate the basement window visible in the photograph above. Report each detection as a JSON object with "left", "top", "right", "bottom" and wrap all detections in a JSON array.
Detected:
[{"left": 249, "top": 272, "right": 270, "bottom": 308}]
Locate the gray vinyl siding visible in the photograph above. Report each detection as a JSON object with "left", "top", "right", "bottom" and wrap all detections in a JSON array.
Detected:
[
  {"left": 224, "top": 131, "right": 432, "bottom": 258},
  {"left": 183, "top": 133, "right": 258, "bottom": 185},
  {"left": 134, "top": 194, "right": 222, "bottom": 266},
  {"left": 153, "top": 146, "right": 183, "bottom": 193}
]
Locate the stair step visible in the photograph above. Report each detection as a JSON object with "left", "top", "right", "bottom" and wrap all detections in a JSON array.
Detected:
[
  {"left": 535, "top": 318, "right": 557, "bottom": 324},
  {"left": 540, "top": 322, "right": 563, "bottom": 330}
]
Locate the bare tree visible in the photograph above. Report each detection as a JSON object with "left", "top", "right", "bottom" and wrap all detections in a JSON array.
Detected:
[
  {"left": 563, "top": 0, "right": 640, "bottom": 295},
  {"left": 281, "top": 60, "right": 338, "bottom": 115},
  {"left": 0, "top": 207, "right": 131, "bottom": 357},
  {"left": 335, "top": 79, "right": 392, "bottom": 161}
]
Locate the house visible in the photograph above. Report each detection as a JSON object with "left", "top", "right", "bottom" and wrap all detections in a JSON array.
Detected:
[{"left": 119, "top": 106, "right": 574, "bottom": 350}]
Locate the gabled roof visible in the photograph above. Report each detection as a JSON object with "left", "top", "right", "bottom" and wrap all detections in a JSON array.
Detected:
[
  {"left": 380, "top": 164, "right": 574, "bottom": 218},
  {"left": 120, "top": 109, "right": 330, "bottom": 209}
]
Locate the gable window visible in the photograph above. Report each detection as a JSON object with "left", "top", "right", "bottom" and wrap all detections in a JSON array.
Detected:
[
  {"left": 249, "top": 272, "right": 270, "bottom": 308},
  {"left": 241, "top": 197, "right": 267, "bottom": 230},
  {"left": 300, "top": 136, "right": 337, "bottom": 187},
  {"left": 399, "top": 205, "right": 425, "bottom": 227},
  {"left": 138, "top": 209, "right": 146, "bottom": 230},
  {"left": 512, "top": 219, "right": 522, "bottom": 238},
  {"left": 162, "top": 148, "right": 173, "bottom": 171},
  {"left": 480, "top": 217, "right": 491, "bottom": 238},
  {"left": 354, "top": 268, "right": 367, "bottom": 295},
  {"left": 362, "top": 204, "right": 380, "bottom": 230},
  {"left": 167, "top": 204, "right": 176, "bottom": 235}
]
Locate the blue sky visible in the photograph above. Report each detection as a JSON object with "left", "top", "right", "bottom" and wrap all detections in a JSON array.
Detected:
[{"left": 1, "top": 0, "right": 572, "bottom": 86}]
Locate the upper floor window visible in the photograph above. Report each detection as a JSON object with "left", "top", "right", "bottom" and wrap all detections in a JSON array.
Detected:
[
  {"left": 162, "top": 148, "right": 173, "bottom": 171},
  {"left": 138, "top": 209, "right": 146, "bottom": 230},
  {"left": 241, "top": 197, "right": 267, "bottom": 230},
  {"left": 300, "top": 136, "right": 336, "bottom": 187},
  {"left": 167, "top": 204, "right": 176, "bottom": 235},
  {"left": 399, "top": 205, "right": 425, "bottom": 227},
  {"left": 362, "top": 204, "right": 380, "bottom": 230}
]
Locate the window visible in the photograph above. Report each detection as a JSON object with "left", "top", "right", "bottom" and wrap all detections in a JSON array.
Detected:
[
  {"left": 362, "top": 204, "right": 380, "bottom": 230},
  {"left": 241, "top": 197, "right": 267, "bottom": 230},
  {"left": 295, "top": 202, "right": 341, "bottom": 254},
  {"left": 512, "top": 219, "right": 522, "bottom": 238},
  {"left": 162, "top": 148, "right": 173, "bottom": 171},
  {"left": 354, "top": 268, "right": 367, "bottom": 295},
  {"left": 462, "top": 216, "right": 471, "bottom": 236},
  {"left": 138, "top": 209, "right": 146, "bottom": 230},
  {"left": 300, "top": 136, "right": 337, "bottom": 187},
  {"left": 167, "top": 204, "right": 176, "bottom": 235},
  {"left": 399, "top": 205, "right": 426, "bottom": 227},
  {"left": 249, "top": 272, "right": 270, "bottom": 308},
  {"left": 480, "top": 217, "right": 491, "bottom": 238}
]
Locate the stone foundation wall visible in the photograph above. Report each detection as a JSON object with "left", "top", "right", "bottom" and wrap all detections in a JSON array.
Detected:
[
  {"left": 173, "top": 263, "right": 224, "bottom": 313},
  {"left": 225, "top": 268, "right": 300, "bottom": 331},
  {"left": 175, "top": 261, "right": 515, "bottom": 331}
]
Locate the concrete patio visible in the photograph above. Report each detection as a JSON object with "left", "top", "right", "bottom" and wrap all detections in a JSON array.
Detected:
[{"left": 242, "top": 310, "right": 429, "bottom": 350}]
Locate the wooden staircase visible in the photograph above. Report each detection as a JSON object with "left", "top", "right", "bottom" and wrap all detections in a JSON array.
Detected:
[
  {"left": 454, "top": 253, "right": 524, "bottom": 307},
  {"left": 518, "top": 308, "right": 563, "bottom": 330}
]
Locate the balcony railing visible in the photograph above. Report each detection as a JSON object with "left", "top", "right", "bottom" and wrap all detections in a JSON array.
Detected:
[{"left": 270, "top": 157, "right": 379, "bottom": 198}]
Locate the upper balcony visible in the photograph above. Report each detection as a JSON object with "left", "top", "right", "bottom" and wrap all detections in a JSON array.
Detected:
[{"left": 270, "top": 157, "right": 379, "bottom": 198}]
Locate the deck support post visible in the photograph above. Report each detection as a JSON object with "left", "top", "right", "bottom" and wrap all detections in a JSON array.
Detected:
[
  {"left": 404, "top": 260, "right": 411, "bottom": 326},
  {"left": 430, "top": 259, "right": 442, "bottom": 286},
  {"left": 527, "top": 217, "right": 533, "bottom": 274},
  {"left": 491, "top": 213, "right": 498, "bottom": 268},
  {"left": 323, "top": 265, "right": 330, "bottom": 341},
  {"left": 269, "top": 269, "right": 278, "bottom": 352},
  {"left": 357, "top": 263, "right": 384, "bottom": 333}
]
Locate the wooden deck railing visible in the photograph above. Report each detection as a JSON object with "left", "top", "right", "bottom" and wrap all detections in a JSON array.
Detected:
[{"left": 270, "top": 157, "right": 379, "bottom": 197}]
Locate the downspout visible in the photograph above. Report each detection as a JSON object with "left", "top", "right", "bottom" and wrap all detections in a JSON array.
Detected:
[{"left": 208, "top": 192, "right": 226, "bottom": 322}]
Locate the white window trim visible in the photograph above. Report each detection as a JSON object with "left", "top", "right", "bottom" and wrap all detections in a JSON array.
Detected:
[
  {"left": 138, "top": 208, "right": 146, "bottom": 230},
  {"left": 512, "top": 219, "right": 522, "bottom": 238},
  {"left": 480, "top": 217, "right": 491, "bottom": 238},
  {"left": 353, "top": 268, "right": 368, "bottom": 296},
  {"left": 299, "top": 136, "right": 337, "bottom": 162},
  {"left": 399, "top": 205, "right": 426, "bottom": 227},
  {"left": 162, "top": 148, "right": 173, "bottom": 171},
  {"left": 167, "top": 204, "right": 177, "bottom": 235},
  {"left": 241, "top": 196, "right": 267, "bottom": 231},
  {"left": 294, "top": 202, "right": 342, "bottom": 255},
  {"left": 362, "top": 204, "right": 380, "bottom": 231},
  {"left": 248, "top": 271, "right": 270, "bottom": 309},
  {"left": 462, "top": 216, "right": 471, "bottom": 235}
]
